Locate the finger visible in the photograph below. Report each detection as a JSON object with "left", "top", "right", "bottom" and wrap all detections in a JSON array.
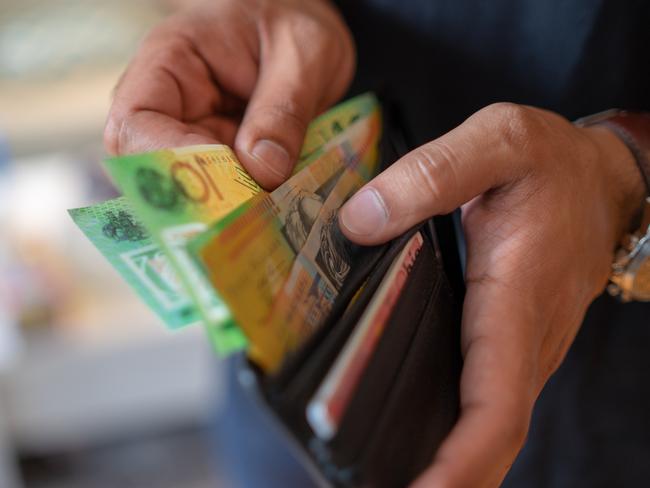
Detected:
[
  {"left": 339, "top": 103, "right": 545, "bottom": 244},
  {"left": 105, "top": 110, "right": 238, "bottom": 155},
  {"left": 105, "top": 28, "right": 250, "bottom": 155},
  {"left": 410, "top": 281, "right": 538, "bottom": 488},
  {"left": 234, "top": 20, "right": 352, "bottom": 189}
]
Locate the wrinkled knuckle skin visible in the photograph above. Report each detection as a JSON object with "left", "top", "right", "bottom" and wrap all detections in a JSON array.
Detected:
[
  {"left": 248, "top": 100, "right": 309, "bottom": 152},
  {"left": 104, "top": 113, "right": 131, "bottom": 155},
  {"left": 285, "top": 10, "right": 347, "bottom": 65},
  {"left": 267, "top": 99, "right": 309, "bottom": 132},
  {"left": 482, "top": 102, "right": 543, "bottom": 157},
  {"left": 152, "top": 35, "right": 195, "bottom": 69},
  {"left": 413, "top": 141, "right": 460, "bottom": 213}
]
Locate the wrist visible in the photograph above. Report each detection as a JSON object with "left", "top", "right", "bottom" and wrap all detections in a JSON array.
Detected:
[{"left": 585, "top": 125, "right": 646, "bottom": 240}]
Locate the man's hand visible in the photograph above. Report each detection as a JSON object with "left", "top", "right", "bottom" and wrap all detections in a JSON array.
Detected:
[
  {"left": 339, "top": 103, "right": 646, "bottom": 487},
  {"left": 104, "top": 0, "right": 354, "bottom": 189}
]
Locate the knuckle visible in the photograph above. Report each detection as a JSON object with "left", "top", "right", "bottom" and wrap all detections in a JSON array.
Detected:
[
  {"left": 271, "top": 99, "right": 309, "bottom": 128},
  {"left": 293, "top": 11, "right": 329, "bottom": 41},
  {"left": 273, "top": 4, "right": 344, "bottom": 58},
  {"left": 140, "top": 15, "right": 198, "bottom": 65},
  {"left": 293, "top": 19, "right": 353, "bottom": 102},
  {"left": 104, "top": 112, "right": 130, "bottom": 155},
  {"left": 287, "top": 15, "right": 339, "bottom": 68},
  {"left": 150, "top": 36, "right": 193, "bottom": 69},
  {"left": 103, "top": 117, "right": 119, "bottom": 155},
  {"left": 330, "top": 31, "right": 356, "bottom": 95},
  {"left": 412, "top": 141, "right": 460, "bottom": 213},
  {"left": 250, "top": 99, "right": 309, "bottom": 143},
  {"left": 482, "top": 102, "right": 543, "bottom": 157}
]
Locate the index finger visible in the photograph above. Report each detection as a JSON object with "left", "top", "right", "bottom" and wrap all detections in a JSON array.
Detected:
[{"left": 104, "top": 24, "right": 250, "bottom": 155}]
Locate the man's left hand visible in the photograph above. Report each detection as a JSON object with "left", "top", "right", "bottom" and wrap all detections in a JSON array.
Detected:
[{"left": 339, "top": 103, "right": 645, "bottom": 487}]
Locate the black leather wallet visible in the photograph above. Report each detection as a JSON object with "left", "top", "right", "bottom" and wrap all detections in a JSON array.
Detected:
[{"left": 236, "top": 103, "right": 464, "bottom": 487}]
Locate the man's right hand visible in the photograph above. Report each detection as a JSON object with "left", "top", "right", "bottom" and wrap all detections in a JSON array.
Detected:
[{"left": 104, "top": 0, "right": 355, "bottom": 189}]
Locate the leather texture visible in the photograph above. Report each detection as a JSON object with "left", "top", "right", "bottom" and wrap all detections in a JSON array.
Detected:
[{"left": 256, "top": 221, "right": 463, "bottom": 488}]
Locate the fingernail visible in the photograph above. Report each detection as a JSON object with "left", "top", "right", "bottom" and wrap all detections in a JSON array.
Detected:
[
  {"left": 340, "top": 188, "right": 388, "bottom": 236},
  {"left": 250, "top": 139, "right": 291, "bottom": 179}
]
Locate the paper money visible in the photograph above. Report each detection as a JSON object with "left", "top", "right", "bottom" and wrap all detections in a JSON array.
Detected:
[
  {"left": 69, "top": 93, "right": 381, "bottom": 357},
  {"left": 191, "top": 103, "right": 382, "bottom": 371},
  {"left": 69, "top": 197, "right": 249, "bottom": 352},
  {"left": 102, "top": 144, "right": 262, "bottom": 330},
  {"left": 295, "top": 92, "right": 379, "bottom": 173},
  {"left": 96, "top": 93, "right": 378, "bottom": 330},
  {"left": 267, "top": 167, "right": 365, "bottom": 352},
  {"left": 69, "top": 197, "right": 197, "bottom": 329}
]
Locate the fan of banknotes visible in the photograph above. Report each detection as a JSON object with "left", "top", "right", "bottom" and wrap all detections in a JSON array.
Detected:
[{"left": 69, "top": 93, "right": 382, "bottom": 372}]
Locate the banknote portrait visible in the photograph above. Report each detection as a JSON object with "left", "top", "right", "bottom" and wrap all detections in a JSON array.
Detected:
[
  {"left": 315, "top": 213, "right": 352, "bottom": 290},
  {"left": 283, "top": 190, "right": 325, "bottom": 253}
]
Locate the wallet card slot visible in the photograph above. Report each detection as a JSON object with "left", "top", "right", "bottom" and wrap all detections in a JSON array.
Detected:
[
  {"left": 351, "top": 261, "right": 462, "bottom": 488},
  {"left": 265, "top": 227, "right": 423, "bottom": 441},
  {"left": 312, "top": 232, "right": 439, "bottom": 472},
  {"left": 267, "top": 239, "right": 389, "bottom": 394},
  {"left": 266, "top": 227, "right": 420, "bottom": 396},
  {"left": 233, "top": 102, "right": 465, "bottom": 487},
  {"left": 265, "top": 97, "right": 423, "bottom": 401},
  {"left": 237, "top": 217, "right": 462, "bottom": 488}
]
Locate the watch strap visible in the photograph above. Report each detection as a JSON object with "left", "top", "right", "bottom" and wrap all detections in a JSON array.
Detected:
[
  {"left": 575, "top": 110, "right": 650, "bottom": 302},
  {"left": 579, "top": 110, "right": 650, "bottom": 195}
]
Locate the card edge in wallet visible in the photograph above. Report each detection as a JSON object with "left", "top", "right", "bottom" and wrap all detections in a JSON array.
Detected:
[
  {"left": 354, "top": 261, "right": 462, "bottom": 487},
  {"left": 312, "top": 230, "right": 441, "bottom": 472},
  {"left": 265, "top": 227, "right": 422, "bottom": 420},
  {"left": 304, "top": 232, "right": 427, "bottom": 441}
]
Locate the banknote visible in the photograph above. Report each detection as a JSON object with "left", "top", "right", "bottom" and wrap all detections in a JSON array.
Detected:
[
  {"left": 102, "top": 144, "right": 262, "bottom": 331},
  {"left": 69, "top": 197, "right": 198, "bottom": 329},
  {"left": 266, "top": 167, "right": 365, "bottom": 355},
  {"left": 70, "top": 93, "right": 381, "bottom": 356},
  {"left": 295, "top": 92, "right": 379, "bottom": 173},
  {"left": 191, "top": 105, "right": 382, "bottom": 371},
  {"left": 97, "top": 93, "right": 378, "bottom": 330},
  {"left": 69, "top": 197, "right": 249, "bottom": 353}
]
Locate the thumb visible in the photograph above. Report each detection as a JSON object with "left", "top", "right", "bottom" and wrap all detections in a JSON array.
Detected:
[
  {"left": 234, "top": 40, "right": 323, "bottom": 189},
  {"left": 339, "top": 103, "right": 540, "bottom": 244}
]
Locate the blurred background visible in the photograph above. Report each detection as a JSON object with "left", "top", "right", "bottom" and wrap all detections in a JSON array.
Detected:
[{"left": 0, "top": 1, "right": 229, "bottom": 486}]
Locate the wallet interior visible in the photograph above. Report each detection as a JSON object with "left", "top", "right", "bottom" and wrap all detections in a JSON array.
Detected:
[{"left": 237, "top": 102, "right": 464, "bottom": 487}]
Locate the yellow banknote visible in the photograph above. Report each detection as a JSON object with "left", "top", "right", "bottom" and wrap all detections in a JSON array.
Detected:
[{"left": 191, "top": 105, "right": 382, "bottom": 371}]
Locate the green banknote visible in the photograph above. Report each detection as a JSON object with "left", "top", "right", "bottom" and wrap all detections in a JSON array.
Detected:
[
  {"left": 69, "top": 197, "right": 247, "bottom": 352},
  {"left": 69, "top": 197, "right": 197, "bottom": 328},
  {"left": 104, "top": 144, "right": 263, "bottom": 327},
  {"left": 70, "top": 93, "right": 380, "bottom": 357}
]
